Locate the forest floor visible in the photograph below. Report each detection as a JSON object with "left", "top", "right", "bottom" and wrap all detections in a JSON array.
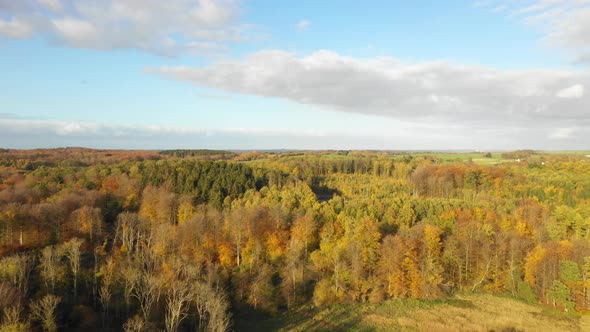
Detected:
[{"left": 237, "top": 293, "right": 589, "bottom": 331}]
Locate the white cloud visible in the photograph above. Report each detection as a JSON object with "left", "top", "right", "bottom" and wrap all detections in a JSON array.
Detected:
[
  {"left": 549, "top": 127, "right": 576, "bottom": 139},
  {"left": 296, "top": 19, "right": 311, "bottom": 31},
  {"left": 483, "top": 1, "right": 590, "bottom": 62},
  {"left": 151, "top": 50, "right": 590, "bottom": 128},
  {"left": 0, "top": 115, "right": 345, "bottom": 139},
  {"left": 51, "top": 18, "right": 99, "bottom": 46},
  {"left": 556, "top": 84, "right": 585, "bottom": 98},
  {"left": 0, "top": 17, "right": 34, "bottom": 38},
  {"left": 0, "top": 0, "right": 243, "bottom": 55},
  {"left": 0, "top": 116, "right": 408, "bottom": 149},
  {"left": 0, "top": 115, "right": 587, "bottom": 150}
]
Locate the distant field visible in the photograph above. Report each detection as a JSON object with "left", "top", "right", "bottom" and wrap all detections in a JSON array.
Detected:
[
  {"left": 321, "top": 154, "right": 349, "bottom": 159},
  {"left": 241, "top": 294, "right": 587, "bottom": 332},
  {"left": 542, "top": 150, "right": 590, "bottom": 155},
  {"left": 239, "top": 150, "right": 590, "bottom": 166},
  {"left": 396, "top": 152, "right": 510, "bottom": 165}
]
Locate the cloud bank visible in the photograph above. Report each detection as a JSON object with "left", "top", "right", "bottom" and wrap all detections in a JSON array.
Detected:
[
  {"left": 0, "top": 116, "right": 422, "bottom": 150},
  {"left": 152, "top": 50, "right": 590, "bottom": 128},
  {"left": 0, "top": 115, "right": 587, "bottom": 150},
  {"left": 0, "top": 0, "right": 242, "bottom": 55}
]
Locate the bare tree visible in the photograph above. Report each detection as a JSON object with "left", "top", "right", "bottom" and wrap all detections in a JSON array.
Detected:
[
  {"left": 99, "top": 257, "right": 115, "bottom": 324},
  {"left": 227, "top": 209, "right": 246, "bottom": 268},
  {"left": 40, "top": 246, "right": 62, "bottom": 294},
  {"left": 206, "top": 291, "right": 231, "bottom": 332},
  {"left": 165, "top": 279, "right": 194, "bottom": 332},
  {"left": 120, "top": 265, "right": 140, "bottom": 314},
  {"left": 193, "top": 282, "right": 209, "bottom": 331},
  {"left": 29, "top": 295, "right": 60, "bottom": 332},
  {"left": 63, "top": 237, "right": 84, "bottom": 296},
  {"left": 192, "top": 282, "right": 231, "bottom": 332},
  {"left": 132, "top": 272, "right": 161, "bottom": 321},
  {"left": 115, "top": 212, "right": 143, "bottom": 256},
  {"left": 0, "top": 253, "right": 34, "bottom": 296}
]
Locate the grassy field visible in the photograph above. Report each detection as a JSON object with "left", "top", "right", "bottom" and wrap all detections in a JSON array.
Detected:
[
  {"left": 237, "top": 294, "right": 589, "bottom": 332},
  {"left": 396, "top": 152, "right": 510, "bottom": 165},
  {"left": 541, "top": 150, "right": 590, "bottom": 155}
]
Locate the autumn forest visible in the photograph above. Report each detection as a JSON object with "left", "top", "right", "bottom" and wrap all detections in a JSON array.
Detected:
[{"left": 0, "top": 148, "right": 589, "bottom": 331}]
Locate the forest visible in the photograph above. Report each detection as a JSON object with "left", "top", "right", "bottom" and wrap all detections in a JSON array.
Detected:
[{"left": 0, "top": 148, "right": 589, "bottom": 331}]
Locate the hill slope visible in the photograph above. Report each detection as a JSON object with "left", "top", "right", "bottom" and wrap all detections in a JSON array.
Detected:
[{"left": 240, "top": 294, "right": 588, "bottom": 332}]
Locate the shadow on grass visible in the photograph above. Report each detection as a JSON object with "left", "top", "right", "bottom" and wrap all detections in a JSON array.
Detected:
[{"left": 233, "top": 304, "right": 375, "bottom": 332}]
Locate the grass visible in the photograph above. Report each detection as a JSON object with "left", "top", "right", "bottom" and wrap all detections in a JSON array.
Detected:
[
  {"left": 395, "top": 152, "right": 511, "bottom": 166},
  {"left": 238, "top": 294, "right": 586, "bottom": 332}
]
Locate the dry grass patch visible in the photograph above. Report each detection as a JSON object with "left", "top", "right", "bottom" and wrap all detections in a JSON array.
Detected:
[{"left": 262, "top": 294, "right": 584, "bottom": 332}]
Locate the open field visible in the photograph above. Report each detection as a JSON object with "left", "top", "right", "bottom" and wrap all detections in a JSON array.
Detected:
[
  {"left": 395, "top": 152, "right": 510, "bottom": 165},
  {"left": 541, "top": 151, "right": 590, "bottom": 155},
  {"left": 239, "top": 294, "right": 587, "bottom": 332},
  {"left": 241, "top": 151, "right": 513, "bottom": 165}
]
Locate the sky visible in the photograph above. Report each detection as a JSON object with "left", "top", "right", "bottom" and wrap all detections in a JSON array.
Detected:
[{"left": 0, "top": 0, "right": 589, "bottom": 150}]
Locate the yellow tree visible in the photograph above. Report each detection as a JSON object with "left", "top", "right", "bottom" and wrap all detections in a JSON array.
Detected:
[
  {"left": 71, "top": 206, "right": 102, "bottom": 242},
  {"left": 176, "top": 196, "right": 195, "bottom": 225},
  {"left": 420, "top": 224, "right": 444, "bottom": 298},
  {"left": 379, "top": 235, "right": 407, "bottom": 298},
  {"left": 347, "top": 217, "right": 381, "bottom": 301}
]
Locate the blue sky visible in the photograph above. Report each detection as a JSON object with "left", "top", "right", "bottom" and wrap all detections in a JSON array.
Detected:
[{"left": 1, "top": 0, "right": 589, "bottom": 150}]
